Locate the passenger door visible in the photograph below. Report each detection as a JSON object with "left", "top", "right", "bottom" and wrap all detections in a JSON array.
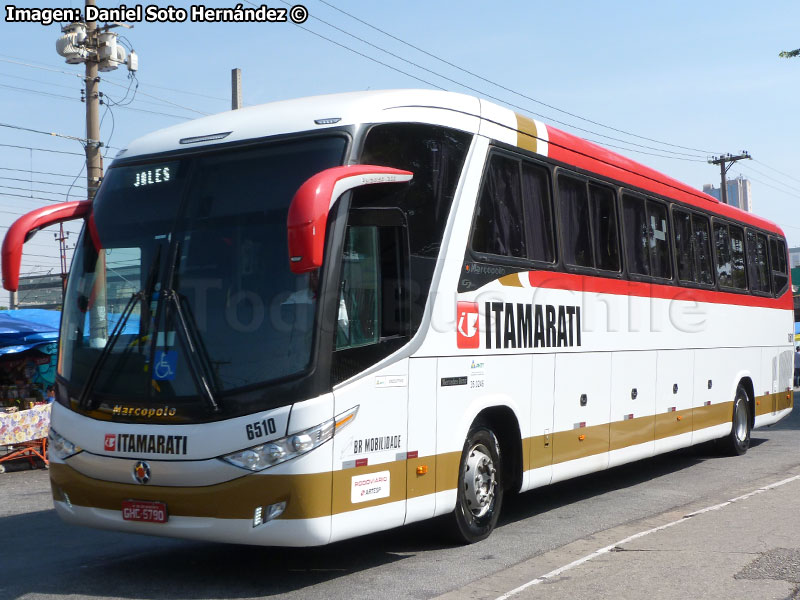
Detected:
[{"left": 329, "top": 211, "right": 412, "bottom": 542}]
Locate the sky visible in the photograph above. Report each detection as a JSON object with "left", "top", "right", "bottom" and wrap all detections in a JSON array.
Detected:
[{"left": 1, "top": 1, "right": 799, "bottom": 306}]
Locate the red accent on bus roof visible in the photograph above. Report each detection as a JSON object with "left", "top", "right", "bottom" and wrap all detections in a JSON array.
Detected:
[
  {"left": 545, "top": 126, "right": 783, "bottom": 236},
  {"left": 526, "top": 270, "right": 793, "bottom": 310},
  {"left": 2, "top": 201, "right": 92, "bottom": 292}
]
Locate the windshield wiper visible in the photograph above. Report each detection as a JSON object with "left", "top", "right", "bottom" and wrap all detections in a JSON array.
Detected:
[
  {"left": 164, "top": 288, "right": 220, "bottom": 413},
  {"left": 78, "top": 290, "right": 143, "bottom": 410}
]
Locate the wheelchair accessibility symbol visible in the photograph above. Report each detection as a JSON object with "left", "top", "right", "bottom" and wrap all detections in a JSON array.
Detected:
[{"left": 153, "top": 350, "right": 177, "bottom": 381}]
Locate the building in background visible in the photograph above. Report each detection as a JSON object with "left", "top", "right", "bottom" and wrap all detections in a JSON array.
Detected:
[
  {"left": 703, "top": 175, "right": 752, "bottom": 212},
  {"left": 789, "top": 248, "right": 800, "bottom": 270}
]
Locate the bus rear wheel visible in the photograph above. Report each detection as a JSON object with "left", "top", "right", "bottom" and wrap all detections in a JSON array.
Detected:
[
  {"left": 448, "top": 424, "right": 503, "bottom": 544},
  {"left": 724, "top": 384, "right": 751, "bottom": 456}
]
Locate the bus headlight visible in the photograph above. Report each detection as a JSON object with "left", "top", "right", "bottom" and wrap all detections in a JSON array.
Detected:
[
  {"left": 221, "top": 405, "right": 358, "bottom": 472},
  {"left": 48, "top": 428, "right": 83, "bottom": 460}
]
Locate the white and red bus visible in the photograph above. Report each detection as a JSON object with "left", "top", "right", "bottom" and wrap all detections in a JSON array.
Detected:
[{"left": 3, "top": 90, "right": 792, "bottom": 545}]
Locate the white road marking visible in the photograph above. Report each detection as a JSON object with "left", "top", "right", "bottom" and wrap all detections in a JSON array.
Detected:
[{"left": 494, "top": 473, "right": 800, "bottom": 600}]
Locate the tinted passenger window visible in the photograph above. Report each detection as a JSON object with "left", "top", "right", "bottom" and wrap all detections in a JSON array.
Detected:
[
  {"left": 623, "top": 195, "right": 650, "bottom": 276},
  {"left": 623, "top": 195, "right": 671, "bottom": 279},
  {"left": 746, "top": 230, "right": 771, "bottom": 294},
  {"left": 674, "top": 210, "right": 714, "bottom": 286},
  {"left": 715, "top": 223, "right": 747, "bottom": 290},
  {"left": 472, "top": 154, "right": 526, "bottom": 258},
  {"left": 729, "top": 226, "right": 747, "bottom": 289},
  {"left": 648, "top": 201, "right": 671, "bottom": 278},
  {"left": 770, "top": 237, "right": 789, "bottom": 295},
  {"left": 693, "top": 215, "right": 714, "bottom": 285},
  {"left": 714, "top": 224, "right": 732, "bottom": 287},
  {"left": 559, "top": 175, "right": 593, "bottom": 267},
  {"left": 521, "top": 162, "right": 555, "bottom": 263},
  {"left": 674, "top": 210, "right": 693, "bottom": 282},
  {"left": 590, "top": 184, "right": 620, "bottom": 271},
  {"left": 472, "top": 153, "right": 556, "bottom": 264}
]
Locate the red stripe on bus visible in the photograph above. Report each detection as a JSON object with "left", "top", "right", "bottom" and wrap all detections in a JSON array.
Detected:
[
  {"left": 545, "top": 126, "right": 784, "bottom": 236},
  {"left": 525, "top": 271, "right": 793, "bottom": 310}
]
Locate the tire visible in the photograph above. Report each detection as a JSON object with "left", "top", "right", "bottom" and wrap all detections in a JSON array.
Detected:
[
  {"left": 724, "top": 384, "right": 751, "bottom": 456},
  {"left": 447, "top": 424, "right": 504, "bottom": 544}
]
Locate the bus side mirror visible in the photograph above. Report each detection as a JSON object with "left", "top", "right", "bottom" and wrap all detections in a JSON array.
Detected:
[
  {"left": 287, "top": 165, "right": 412, "bottom": 274},
  {"left": 2, "top": 200, "right": 92, "bottom": 291}
]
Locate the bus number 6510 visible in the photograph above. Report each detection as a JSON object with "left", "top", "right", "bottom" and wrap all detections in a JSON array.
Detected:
[{"left": 246, "top": 418, "right": 277, "bottom": 440}]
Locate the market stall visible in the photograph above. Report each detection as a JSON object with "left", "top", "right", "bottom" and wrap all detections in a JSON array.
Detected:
[{"left": 0, "top": 309, "right": 60, "bottom": 472}]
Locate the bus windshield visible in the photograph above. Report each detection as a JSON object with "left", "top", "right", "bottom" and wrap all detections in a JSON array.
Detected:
[{"left": 59, "top": 135, "right": 347, "bottom": 410}]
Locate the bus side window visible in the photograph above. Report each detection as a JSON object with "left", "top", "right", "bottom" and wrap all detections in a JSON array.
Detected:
[
  {"left": 692, "top": 214, "right": 714, "bottom": 285},
  {"left": 589, "top": 183, "right": 621, "bottom": 272},
  {"left": 622, "top": 194, "right": 650, "bottom": 276},
  {"left": 746, "top": 230, "right": 771, "bottom": 294},
  {"left": 769, "top": 237, "right": 789, "bottom": 295},
  {"left": 674, "top": 209, "right": 694, "bottom": 282},
  {"left": 472, "top": 154, "right": 527, "bottom": 258},
  {"left": 714, "top": 223, "right": 732, "bottom": 288},
  {"left": 520, "top": 161, "right": 555, "bottom": 263},
  {"left": 558, "top": 175, "right": 593, "bottom": 268},
  {"left": 729, "top": 225, "right": 747, "bottom": 290},
  {"left": 647, "top": 200, "right": 671, "bottom": 279}
]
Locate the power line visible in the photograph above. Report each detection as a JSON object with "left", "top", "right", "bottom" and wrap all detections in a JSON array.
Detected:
[
  {"left": 0, "top": 121, "right": 87, "bottom": 143},
  {"left": 0, "top": 166, "right": 83, "bottom": 179},
  {"left": 0, "top": 142, "right": 84, "bottom": 157},
  {"left": 737, "top": 164, "right": 800, "bottom": 197},
  {"left": 0, "top": 191, "right": 76, "bottom": 203},
  {"left": 735, "top": 171, "right": 800, "bottom": 202},
  {"left": 311, "top": 0, "right": 720, "bottom": 156},
  {"left": 0, "top": 183, "right": 80, "bottom": 196},
  {"left": 0, "top": 175, "right": 87, "bottom": 189},
  {"left": 271, "top": 1, "right": 709, "bottom": 161},
  {"left": 0, "top": 53, "right": 226, "bottom": 105},
  {"left": 753, "top": 159, "right": 800, "bottom": 187},
  {"left": 0, "top": 80, "right": 191, "bottom": 121}
]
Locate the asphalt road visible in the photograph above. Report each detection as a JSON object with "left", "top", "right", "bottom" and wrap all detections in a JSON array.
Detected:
[{"left": 2, "top": 404, "right": 799, "bottom": 600}]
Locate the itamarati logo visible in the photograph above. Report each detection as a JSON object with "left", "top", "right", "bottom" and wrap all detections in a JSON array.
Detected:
[{"left": 457, "top": 302, "right": 480, "bottom": 349}]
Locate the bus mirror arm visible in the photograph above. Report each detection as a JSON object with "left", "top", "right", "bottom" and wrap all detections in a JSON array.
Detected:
[
  {"left": 1, "top": 200, "right": 93, "bottom": 292},
  {"left": 287, "top": 165, "right": 413, "bottom": 274}
]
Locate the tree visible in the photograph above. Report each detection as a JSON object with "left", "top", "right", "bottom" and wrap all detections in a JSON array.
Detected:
[{"left": 779, "top": 48, "right": 799, "bottom": 58}]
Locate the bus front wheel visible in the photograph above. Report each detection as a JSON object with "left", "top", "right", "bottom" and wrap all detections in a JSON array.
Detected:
[
  {"left": 449, "top": 424, "right": 504, "bottom": 544},
  {"left": 724, "top": 384, "right": 751, "bottom": 456}
]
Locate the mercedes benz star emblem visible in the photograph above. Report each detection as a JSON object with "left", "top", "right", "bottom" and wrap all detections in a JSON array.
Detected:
[{"left": 133, "top": 460, "right": 151, "bottom": 484}]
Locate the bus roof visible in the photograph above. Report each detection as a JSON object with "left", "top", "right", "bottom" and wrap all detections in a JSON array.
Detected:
[{"left": 117, "top": 89, "right": 783, "bottom": 238}]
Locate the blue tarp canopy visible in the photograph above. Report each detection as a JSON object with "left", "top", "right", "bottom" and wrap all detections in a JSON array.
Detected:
[{"left": 0, "top": 309, "right": 61, "bottom": 356}]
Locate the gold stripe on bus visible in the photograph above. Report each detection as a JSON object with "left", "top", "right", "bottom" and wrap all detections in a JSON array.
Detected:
[
  {"left": 529, "top": 433, "right": 552, "bottom": 470},
  {"left": 609, "top": 415, "right": 656, "bottom": 451},
  {"left": 655, "top": 410, "right": 693, "bottom": 440},
  {"left": 754, "top": 390, "right": 793, "bottom": 416},
  {"left": 498, "top": 273, "right": 523, "bottom": 287},
  {"left": 692, "top": 401, "right": 733, "bottom": 431},
  {"left": 551, "top": 424, "right": 609, "bottom": 465},
  {"left": 515, "top": 114, "right": 539, "bottom": 154}
]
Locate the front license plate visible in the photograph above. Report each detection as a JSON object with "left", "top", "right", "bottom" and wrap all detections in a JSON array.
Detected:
[{"left": 122, "top": 500, "right": 168, "bottom": 523}]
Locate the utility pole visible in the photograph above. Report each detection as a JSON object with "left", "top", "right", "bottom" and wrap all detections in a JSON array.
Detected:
[
  {"left": 85, "top": 0, "right": 102, "bottom": 201},
  {"left": 708, "top": 152, "right": 751, "bottom": 205},
  {"left": 232, "top": 68, "right": 242, "bottom": 110},
  {"left": 55, "top": 224, "right": 70, "bottom": 292},
  {"left": 55, "top": 0, "right": 137, "bottom": 338}
]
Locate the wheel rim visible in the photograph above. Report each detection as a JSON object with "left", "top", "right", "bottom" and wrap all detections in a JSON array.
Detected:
[
  {"left": 464, "top": 442, "right": 497, "bottom": 518},
  {"left": 734, "top": 398, "right": 748, "bottom": 442}
]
